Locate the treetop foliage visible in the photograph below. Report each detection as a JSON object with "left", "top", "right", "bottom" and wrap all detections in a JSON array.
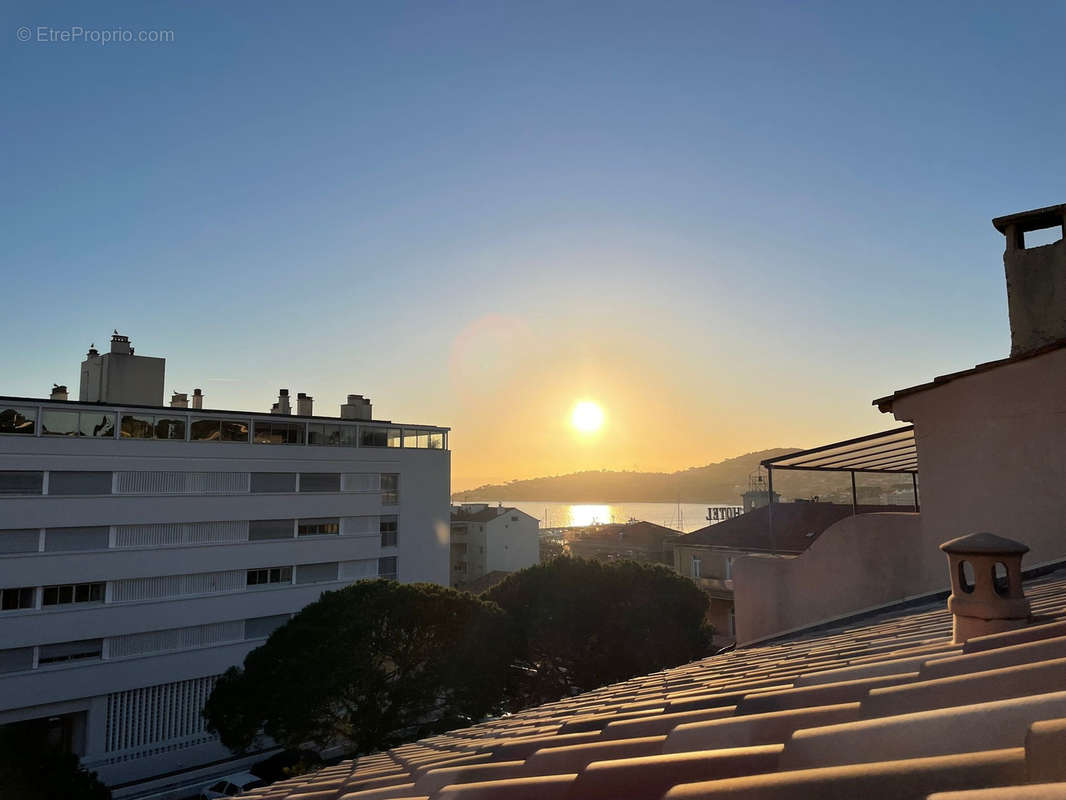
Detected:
[
  {"left": 204, "top": 580, "right": 512, "bottom": 754},
  {"left": 485, "top": 557, "right": 712, "bottom": 706}
]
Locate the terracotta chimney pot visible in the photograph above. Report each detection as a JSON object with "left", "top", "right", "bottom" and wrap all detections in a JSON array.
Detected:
[{"left": 940, "top": 532, "right": 1031, "bottom": 644}]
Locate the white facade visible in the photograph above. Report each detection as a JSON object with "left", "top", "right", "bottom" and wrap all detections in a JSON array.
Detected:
[
  {"left": 450, "top": 505, "right": 538, "bottom": 587},
  {"left": 0, "top": 395, "right": 450, "bottom": 786}
]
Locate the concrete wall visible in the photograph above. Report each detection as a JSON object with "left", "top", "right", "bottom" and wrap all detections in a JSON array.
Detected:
[
  {"left": 0, "top": 414, "right": 449, "bottom": 785},
  {"left": 486, "top": 512, "right": 540, "bottom": 574},
  {"left": 890, "top": 346, "right": 1066, "bottom": 591},
  {"left": 733, "top": 512, "right": 923, "bottom": 644}
]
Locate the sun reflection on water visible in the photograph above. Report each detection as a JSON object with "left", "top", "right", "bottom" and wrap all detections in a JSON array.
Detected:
[{"left": 567, "top": 504, "right": 612, "bottom": 527}]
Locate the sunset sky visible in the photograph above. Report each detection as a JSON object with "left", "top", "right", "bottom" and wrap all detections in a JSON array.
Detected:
[{"left": 4, "top": 2, "right": 1065, "bottom": 490}]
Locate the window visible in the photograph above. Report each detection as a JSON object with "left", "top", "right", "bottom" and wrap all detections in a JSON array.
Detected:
[
  {"left": 253, "top": 420, "right": 306, "bottom": 445},
  {"left": 48, "top": 471, "right": 112, "bottom": 495},
  {"left": 725, "top": 557, "right": 734, "bottom": 580},
  {"left": 121, "top": 414, "right": 154, "bottom": 439},
  {"left": 248, "top": 519, "right": 294, "bottom": 541},
  {"left": 511, "top": 516, "right": 519, "bottom": 522},
  {"left": 250, "top": 472, "right": 297, "bottom": 493},
  {"left": 42, "top": 410, "right": 116, "bottom": 438},
  {"left": 121, "top": 414, "right": 185, "bottom": 440},
  {"left": 428, "top": 431, "right": 444, "bottom": 449},
  {"left": 299, "top": 473, "right": 340, "bottom": 493},
  {"left": 340, "top": 516, "right": 376, "bottom": 535},
  {"left": 0, "top": 472, "right": 43, "bottom": 495},
  {"left": 245, "top": 614, "right": 290, "bottom": 640},
  {"left": 380, "top": 515, "right": 397, "bottom": 548},
  {"left": 190, "top": 418, "right": 249, "bottom": 442},
  {"left": 342, "top": 473, "right": 379, "bottom": 492},
  {"left": 0, "top": 647, "right": 34, "bottom": 674},
  {"left": 691, "top": 557, "right": 701, "bottom": 579},
  {"left": 0, "top": 529, "right": 40, "bottom": 554},
  {"left": 42, "top": 582, "right": 105, "bottom": 606},
  {"left": 41, "top": 410, "right": 79, "bottom": 436},
  {"left": 155, "top": 416, "right": 186, "bottom": 440},
  {"left": 38, "top": 639, "right": 103, "bottom": 665},
  {"left": 298, "top": 518, "right": 340, "bottom": 537},
  {"left": 378, "top": 556, "right": 398, "bottom": 580},
  {"left": 294, "top": 562, "right": 339, "bottom": 584},
  {"left": 246, "top": 567, "right": 292, "bottom": 586},
  {"left": 340, "top": 559, "right": 378, "bottom": 580},
  {"left": 360, "top": 427, "right": 387, "bottom": 447},
  {"left": 362, "top": 427, "right": 402, "bottom": 447},
  {"left": 308, "top": 423, "right": 356, "bottom": 446},
  {"left": 1, "top": 587, "right": 35, "bottom": 611},
  {"left": 44, "top": 527, "right": 109, "bottom": 552},
  {"left": 381, "top": 473, "right": 399, "bottom": 505},
  {"left": 0, "top": 406, "right": 36, "bottom": 435}
]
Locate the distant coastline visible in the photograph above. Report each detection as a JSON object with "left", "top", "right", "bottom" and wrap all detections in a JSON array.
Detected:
[
  {"left": 452, "top": 446, "right": 915, "bottom": 505},
  {"left": 451, "top": 448, "right": 798, "bottom": 505}
]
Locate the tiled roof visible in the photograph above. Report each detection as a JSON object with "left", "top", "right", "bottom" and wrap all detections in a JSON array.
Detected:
[
  {"left": 452, "top": 508, "right": 515, "bottom": 523},
  {"left": 236, "top": 565, "right": 1066, "bottom": 800},
  {"left": 677, "top": 503, "right": 909, "bottom": 555},
  {"left": 568, "top": 521, "right": 682, "bottom": 547},
  {"left": 872, "top": 339, "right": 1066, "bottom": 411}
]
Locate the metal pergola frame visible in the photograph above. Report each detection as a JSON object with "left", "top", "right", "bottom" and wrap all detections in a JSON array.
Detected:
[{"left": 759, "top": 425, "right": 918, "bottom": 554}]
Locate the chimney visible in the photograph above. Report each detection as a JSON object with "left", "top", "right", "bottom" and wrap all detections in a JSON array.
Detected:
[
  {"left": 273, "top": 389, "right": 291, "bottom": 415},
  {"left": 170, "top": 391, "right": 189, "bottom": 408},
  {"left": 110, "top": 330, "right": 132, "bottom": 355},
  {"left": 50, "top": 384, "right": 68, "bottom": 401},
  {"left": 192, "top": 388, "right": 203, "bottom": 410},
  {"left": 993, "top": 204, "right": 1066, "bottom": 357},
  {"left": 296, "top": 392, "right": 313, "bottom": 416},
  {"left": 87, "top": 343, "right": 99, "bottom": 358},
  {"left": 941, "top": 532, "right": 1031, "bottom": 644},
  {"left": 340, "top": 394, "right": 372, "bottom": 421}
]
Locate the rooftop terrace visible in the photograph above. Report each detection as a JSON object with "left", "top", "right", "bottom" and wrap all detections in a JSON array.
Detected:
[{"left": 0, "top": 396, "right": 449, "bottom": 450}]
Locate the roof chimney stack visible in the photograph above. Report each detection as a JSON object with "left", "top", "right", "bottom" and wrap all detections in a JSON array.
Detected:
[
  {"left": 272, "top": 389, "right": 291, "bottom": 415},
  {"left": 110, "top": 331, "right": 132, "bottom": 355},
  {"left": 340, "top": 394, "right": 372, "bottom": 421},
  {"left": 296, "top": 392, "right": 313, "bottom": 416},
  {"left": 50, "top": 384, "right": 68, "bottom": 401},
  {"left": 170, "top": 391, "right": 189, "bottom": 408},
  {"left": 993, "top": 204, "right": 1066, "bottom": 357},
  {"left": 941, "top": 533, "right": 1031, "bottom": 644},
  {"left": 192, "top": 388, "right": 203, "bottom": 410}
]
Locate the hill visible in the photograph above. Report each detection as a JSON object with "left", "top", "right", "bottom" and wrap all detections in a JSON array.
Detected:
[
  {"left": 452, "top": 449, "right": 787, "bottom": 504},
  {"left": 452, "top": 449, "right": 915, "bottom": 505}
]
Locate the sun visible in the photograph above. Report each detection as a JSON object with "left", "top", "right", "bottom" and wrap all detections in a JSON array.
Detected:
[{"left": 571, "top": 400, "right": 605, "bottom": 433}]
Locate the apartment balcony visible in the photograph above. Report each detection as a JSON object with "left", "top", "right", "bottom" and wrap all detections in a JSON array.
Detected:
[{"left": 696, "top": 575, "right": 734, "bottom": 597}]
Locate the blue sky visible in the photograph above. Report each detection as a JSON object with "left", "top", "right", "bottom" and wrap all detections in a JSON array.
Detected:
[{"left": 3, "top": 1, "right": 1065, "bottom": 488}]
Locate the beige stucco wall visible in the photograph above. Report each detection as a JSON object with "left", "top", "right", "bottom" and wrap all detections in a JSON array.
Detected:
[
  {"left": 734, "top": 346, "right": 1066, "bottom": 644},
  {"left": 890, "top": 347, "right": 1066, "bottom": 591},
  {"left": 674, "top": 544, "right": 733, "bottom": 579},
  {"left": 734, "top": 512, "right": 923, "bottom": 643}
]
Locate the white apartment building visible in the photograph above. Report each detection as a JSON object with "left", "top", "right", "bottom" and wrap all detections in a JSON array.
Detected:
[
  {"left": 450, "top": 504, "right": 539, "bottom": 588},
  {"left": 0, "top": 334, "right": 450, "bottom": 788}
]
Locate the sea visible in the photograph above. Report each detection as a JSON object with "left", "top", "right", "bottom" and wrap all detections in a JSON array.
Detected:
[{"left": 460, "top": 500, "right": 739, "bottom": 534}]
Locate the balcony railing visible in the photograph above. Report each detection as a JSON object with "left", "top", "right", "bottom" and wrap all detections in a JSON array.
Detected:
[{"left": 696, "top": 576, "right": 734, "bottom": 593}]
